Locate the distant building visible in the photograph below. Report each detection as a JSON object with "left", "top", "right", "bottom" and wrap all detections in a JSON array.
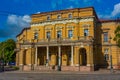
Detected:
[{"left": 16, "top": 7, "right": 120, "bottom": 71}]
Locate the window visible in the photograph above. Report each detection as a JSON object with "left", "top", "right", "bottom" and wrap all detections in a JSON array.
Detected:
[
  {"left": 57, "top": 31, "right": 62, "bottom": 38},
  {"left": 47, "top": 16, "right": 50, "bottom": 20},
  {"left": 57, "top": 15, "right": 61, "bottom": 19},
  {"left": 68, "top": 14, "right": 72, "bottom": 18},
  {"left": 103, "top": 32, "right": 108, "bottom": 42},
  {"left": 84, "top": 29, "right": 89, "bottom": 36},
  {"left": 104, "top": 48, "right": 109, "bottom": 61},
  {"left": 46, "top": 31, "right": 51, "bottom": 39},
  {"left": 68, "top": 30, "right": 73, "bottom": 38},
  {"left": 34, "top": 32, "right": 38, "bottom": 39}
]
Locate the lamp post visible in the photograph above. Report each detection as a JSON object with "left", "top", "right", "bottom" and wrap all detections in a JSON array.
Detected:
[{"left": 109, "top": 36, "right": 113, "bottom": 73}]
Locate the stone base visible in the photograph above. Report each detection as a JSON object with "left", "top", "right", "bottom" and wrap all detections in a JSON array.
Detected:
[
  {"left": 23, "top": 65, "right": 32, "bottom": 71},
  {"left": 19, "top": 64, "right": 23, "bottom": 71},
  {"left": 20, "top": 65, "right": 94, "bottom": 71},
  {"left": 80, "top": 66, "right": 94, "bottom": 71},
  {"left": 108, "top": 65, "right": 120, "bottom": 70}
]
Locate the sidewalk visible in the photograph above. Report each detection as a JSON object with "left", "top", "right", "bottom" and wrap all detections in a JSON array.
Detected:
[{"left": 4, "top": 69, "right": 120, "bottom": 74}]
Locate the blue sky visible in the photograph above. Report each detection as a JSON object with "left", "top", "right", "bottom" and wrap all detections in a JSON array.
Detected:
[{"left": 0, "top": 0, "right": 120, "bottom": 42}]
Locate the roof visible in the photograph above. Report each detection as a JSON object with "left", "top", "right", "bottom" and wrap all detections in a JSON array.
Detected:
[
  {"left": 99, "top": 19, "right": 120, "bottom": 23},
  {"left": 16, "top": 27, "right": 30, "bottom": 37}
]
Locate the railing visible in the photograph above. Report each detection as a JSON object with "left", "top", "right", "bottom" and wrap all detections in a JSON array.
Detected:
[{"left": 18, "top": 36, "right": 94, "bottom": 44}]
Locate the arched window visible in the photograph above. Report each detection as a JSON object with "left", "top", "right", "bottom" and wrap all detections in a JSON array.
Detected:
[
  {"left": 47, "top": 16, "right": 50, "bottom": 20},
  {"left": 68, "top": 14, "right": 72, "bottom": 18},
  {"left": 57, "top": 15, "right": 61, "bottom": 19}
]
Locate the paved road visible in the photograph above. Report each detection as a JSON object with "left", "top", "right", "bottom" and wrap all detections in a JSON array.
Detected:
[{"left": 0, "top": 72, "right": 120, "bottom": 80}]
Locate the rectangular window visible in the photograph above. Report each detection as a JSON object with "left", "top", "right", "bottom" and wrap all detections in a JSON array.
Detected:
[
  {"left": 57, "top": 31, "right": 62, "bottom": 38},
  {"left": 34, "top": 32, "right": 38, "bottom": 39},
  {"left": 103, "top": 32, "right": 108, "bottom": 42},
  {"left": 84, "top": 29, "right": 89, "bottom": 36},
  {"left": 46, "top": 32, "right": 50, "bottom": 39},
  {"left": 68, "top": 30, "right": 73, "bottom": 38},
  {"left": 104, "top": 48, "right": 109, "bottom": 61}
]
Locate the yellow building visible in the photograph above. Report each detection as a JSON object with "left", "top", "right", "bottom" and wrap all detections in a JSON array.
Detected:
[{"left": 16, "top": 7, "right": 120, "bottom": 71}]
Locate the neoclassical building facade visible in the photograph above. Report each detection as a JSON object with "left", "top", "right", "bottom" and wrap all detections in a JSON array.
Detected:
[{"left": 16, "top": 7, "right": 120, "bottom": 71}]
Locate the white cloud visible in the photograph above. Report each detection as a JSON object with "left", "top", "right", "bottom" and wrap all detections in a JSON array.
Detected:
[
  {"left": 67, "top": 6, "right": 74, "bottom": 9},
  {"left": 98, "top": 3, "right": 120, "bottom": 19},
  {"left": 111, "top": 3, "right": 120, "bottom": 16},
  {"left": 7, "top": 14, "right": 31, "bottom": 28}
]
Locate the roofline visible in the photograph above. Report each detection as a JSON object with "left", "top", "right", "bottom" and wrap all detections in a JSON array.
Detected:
[
  {"left": 99, "top": 19, "right": 120, "bottom": 23},
  {"left": 16, "top": 27, "right": 30, "bottom": 37},
  {"left": 32, "top": 6, "right": 94, "bottom": 16}
]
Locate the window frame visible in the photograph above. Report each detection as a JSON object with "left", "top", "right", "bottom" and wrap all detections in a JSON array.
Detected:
[
  {"left": 84, "top": 29, "right": 89, "bottom": 36},
  {"left": 57, "top": 14, "right": 61, "bottom": 19},
  {"left": 104, "top": 48, "right": 109, "bottom": 61},
  {"left": 68, "top": 30, "right": 73, "bottom": 38},
  {"left": 47, "top": 15, "right": 50, "bottom": 20},
  {"left": 103, "top": 32, "right": 108, "bottom": 42},
  {"left": 34, "top": 32, "right": 38, "bottom": 39},
  {"left": 68, "top": 13, "right": 72, "bottom": 19},
  {"left": 46, "top": 31, "right": 51, "bottom": 39},
  {"left": 57, "top": 30, "right": 62, "bottom": 38}
]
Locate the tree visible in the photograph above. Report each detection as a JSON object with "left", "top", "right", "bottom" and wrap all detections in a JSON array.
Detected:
[
  {"left": 114, "top": 25, "right": 120, "bottom": 47},
  {"left": 0, "top": 39, "right": 16, "bottom": 65}
]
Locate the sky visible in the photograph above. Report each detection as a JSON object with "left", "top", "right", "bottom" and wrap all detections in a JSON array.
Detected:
[{"left": 0, "top": 0, "right": 120, "bottom": 42}]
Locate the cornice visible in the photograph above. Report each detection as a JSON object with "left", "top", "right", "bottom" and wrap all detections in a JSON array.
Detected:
[{"left": 31, "top": 17, "right": 94, "bottom": 27}]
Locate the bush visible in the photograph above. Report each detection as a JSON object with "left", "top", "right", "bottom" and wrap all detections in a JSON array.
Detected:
[{"left": 12, "top": 66, "right": 19, "bottom": 70}]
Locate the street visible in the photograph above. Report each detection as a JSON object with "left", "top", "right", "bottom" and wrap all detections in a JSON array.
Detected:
[{"left": 0, "top": 72, "right": 120, "bottom": 80}]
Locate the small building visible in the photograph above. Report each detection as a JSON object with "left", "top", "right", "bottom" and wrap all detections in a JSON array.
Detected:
[{"left": 16, "top": 7, "right": 120, "bottom": 71}]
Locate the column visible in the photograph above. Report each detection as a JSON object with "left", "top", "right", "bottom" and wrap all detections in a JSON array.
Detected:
[
  {"left": 35, "top": 47, "right": 38, "bottom": 66},
  {"left": 58, "top": 46, "right": 61, "bottom": 67},
  {"left": 87, "top": 44, "right": 94, "bottom": 66},
  {"left": 19, "top": 49, "right": 24, "bottom": 70},
  {"left": 71, "top": 45, "right": 74, "bottom": 66},
  {"left": 46, "top": 46, "right": 49, "bottom": 66}
]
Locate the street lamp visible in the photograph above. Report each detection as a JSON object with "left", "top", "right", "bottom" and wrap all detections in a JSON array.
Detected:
[{"left": 109, "top": 36, "right": 113, "bottom": 73}]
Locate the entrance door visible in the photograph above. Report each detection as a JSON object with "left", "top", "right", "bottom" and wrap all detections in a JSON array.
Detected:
[{"left": 79, "top": 48, "right": 87, "bottom": 66}]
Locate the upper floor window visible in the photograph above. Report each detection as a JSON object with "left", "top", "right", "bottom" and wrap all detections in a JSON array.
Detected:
[
  {"left": 104, "top": 48, "right": 109, "bottom": 61},
  {"left": 57, "top": 15, "right": 61, "bottom": 19},
  {"left": 68, "top": 14, "right": 72, "bottom": 18},
  {"left": 84, "top": 29, "right": 89, "bottom": 36},
  {"left": 103, "top": 32, "right": 108, "bottom": 42},
  {"left": 47, "top": 16, "right": 50, "bottom": 20},
  {"left": 34, "top": 32, "right": 38, "bottom": 39},
  {"left": 46, "top": 31, "right": 51, "bottom": 39},
  {"left": 68, "top": 30, "right": 73, "bottom": 38},
  {"left": 57, "top": 30, "right": 62, "bottom": 38}
]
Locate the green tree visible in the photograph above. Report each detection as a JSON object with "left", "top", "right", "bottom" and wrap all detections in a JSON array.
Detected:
[
  {"left": 0, "top": 39, "right": 16, "bottom": 65},
  {"left": 114, "top": 25, "right": 120, "bottom": 47}
]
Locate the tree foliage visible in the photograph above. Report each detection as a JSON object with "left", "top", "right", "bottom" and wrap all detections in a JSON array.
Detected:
[
  {"left": 0, "top": 39, "right": 16, "bottom": 64},
  {"left": 114, "top": 25, "right": 120, "bottom": 47}
]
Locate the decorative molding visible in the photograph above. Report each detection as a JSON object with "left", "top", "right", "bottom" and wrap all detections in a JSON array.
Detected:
[
  {"left": 31, "top": 17, "right": 94, "bottom": 27},
  {"left": 80, "top": 17, "right": 93, "bottom": 22},
  {"left": 56, "top": 26, "right": 63, "bottom": 30},
  {"left": 45, "top": 27, "right": 53, "bottom": 30}
]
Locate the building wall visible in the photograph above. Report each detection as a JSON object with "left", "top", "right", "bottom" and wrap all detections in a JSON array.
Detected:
[{"left": 16, "top": 7, "right": 120, "bottom": 70}]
